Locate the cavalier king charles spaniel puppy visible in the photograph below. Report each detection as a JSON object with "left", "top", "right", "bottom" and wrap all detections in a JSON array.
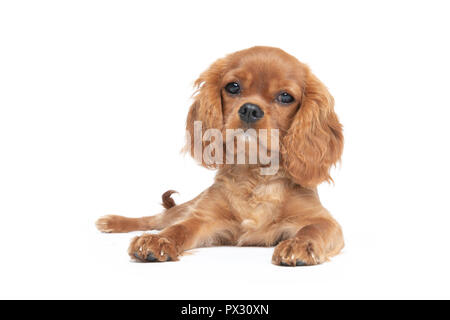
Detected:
[{"left": 96, "top": 46, "right": 344, "bottom": 266}]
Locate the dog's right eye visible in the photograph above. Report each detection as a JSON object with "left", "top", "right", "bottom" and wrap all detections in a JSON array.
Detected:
[{"left": 225, "top": 82, "right": 241, "bottom": 95}]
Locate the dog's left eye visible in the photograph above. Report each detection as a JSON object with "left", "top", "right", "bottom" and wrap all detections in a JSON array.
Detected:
[
  {"left": 277, "top": 92, "right": 294, "bottom": 104},
  {"left": 225, "top": 82, "right": 241, "bottom": 95}
]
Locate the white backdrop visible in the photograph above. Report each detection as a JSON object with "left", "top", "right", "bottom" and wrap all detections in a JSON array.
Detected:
[{"left": 1, "top": 0, "right": 449, "bottom": 299}]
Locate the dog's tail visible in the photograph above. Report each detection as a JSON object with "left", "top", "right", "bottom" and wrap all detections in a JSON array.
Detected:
[{"left": 161, "top": 190, "right": 177, "bottom": 209}]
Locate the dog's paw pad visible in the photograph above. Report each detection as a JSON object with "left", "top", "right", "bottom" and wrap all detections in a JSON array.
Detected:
[
  {"left": 129, "top": 234, "right": 178, "bottom": 263},
  {"left": 279, "top": 260, "right": 306, "bottom": 267},
  {"left": 145, "top": 253, "right": 158, "bottom": 262},
  {"left": 295, "top": 260, "right": 307, "bottom": 266},
  {"left": 133, "top": 252, "right": 172, "bottom": 262},
  {"left": 272, "top": 238, "right": 323, "bottom": 266}
]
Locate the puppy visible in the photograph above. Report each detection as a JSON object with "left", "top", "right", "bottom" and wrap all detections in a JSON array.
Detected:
[{"left": 96, "top": 46, "right": 344, "bottom": 266}]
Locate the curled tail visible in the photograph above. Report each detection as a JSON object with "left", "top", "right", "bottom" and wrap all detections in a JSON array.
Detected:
[{"left": 161, "top": 190, "right": 177, "bottom": 209}]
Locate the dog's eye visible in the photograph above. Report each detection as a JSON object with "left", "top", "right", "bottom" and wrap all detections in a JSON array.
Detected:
[
  {"left": 225, "top": 82, "right": 241, "bottom": 95},
  {"left": 277, "top": 92, "right": 294, "bottom": 104}
]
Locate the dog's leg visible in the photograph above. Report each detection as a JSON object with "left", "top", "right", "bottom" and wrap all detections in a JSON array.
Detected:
[
  {"left": 127, "top": 214, "right": 233, "bottom": 262},
  {"left": 95, "top": 199, "right": 194, "bottom": 233},
  {"left": 96, "top": 214, "right": 163, "bottom": 233},
  {"left": 128, "top": 188, "right": 235, "bottom": 262},
  {"left": 270, "top": 189, "right": 344, "bottom": 266},
  {"left": 272, "top": 216, "right": 344, "bottom": 266}
]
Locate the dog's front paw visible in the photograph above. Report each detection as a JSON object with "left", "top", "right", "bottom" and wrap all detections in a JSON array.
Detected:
[
  {"left": 272, "top": 238, "right": 324, "bottom": 266},
  {"left": 128, "top": 234, "right": 179, "bottom": 262}
]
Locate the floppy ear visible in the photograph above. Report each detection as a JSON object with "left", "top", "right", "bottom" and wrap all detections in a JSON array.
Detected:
[
  {"left": 184, "top": 58, "right": 227, "bottom": 168},
  {"left": 281, "top": 67, "right": 343, "bottom": 188}
]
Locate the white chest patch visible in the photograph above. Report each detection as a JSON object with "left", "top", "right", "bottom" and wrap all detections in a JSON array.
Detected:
[{"left": 232, "top": 180, "right": 286, "bottom": 231}]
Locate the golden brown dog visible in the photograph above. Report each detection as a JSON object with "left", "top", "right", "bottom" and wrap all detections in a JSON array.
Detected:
[{"left": 96, "top": 46, "right": 344, "bottom": 266}]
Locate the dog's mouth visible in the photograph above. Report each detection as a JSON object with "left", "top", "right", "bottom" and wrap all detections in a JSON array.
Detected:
[
  {"left": 239, "top": 122, "right": 256, "bottom": 131},
  {"left": 239, "top": 129, "right": 258, "bottom": 141},
  {"left": 223, "top": 128, "right": 279, "bottom": 154},
  {"left": 224, "top": 128, "right": 258, "bottom": 146}
]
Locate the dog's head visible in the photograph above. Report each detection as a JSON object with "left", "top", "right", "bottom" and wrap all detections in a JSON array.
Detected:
[{"left": 185, "top": 46, "right": 343, "bottom": 188}]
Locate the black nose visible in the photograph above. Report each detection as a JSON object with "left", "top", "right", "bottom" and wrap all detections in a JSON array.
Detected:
[{"left": 238, "top": 103, "right": 264, "bottom": 123}]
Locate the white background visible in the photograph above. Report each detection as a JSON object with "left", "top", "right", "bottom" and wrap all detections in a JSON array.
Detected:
[{"left": 1, "top": 0, "right": 449, "bottom": 299}]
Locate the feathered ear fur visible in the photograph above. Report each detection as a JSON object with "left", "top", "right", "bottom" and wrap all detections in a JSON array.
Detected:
[
  {"left": 184, "top": 58, "right": 227, "bottom": 168},
  {"left": 281, "top": 67, "right": 343, "bottom": 188}
]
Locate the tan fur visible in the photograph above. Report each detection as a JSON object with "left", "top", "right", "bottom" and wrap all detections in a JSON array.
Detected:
[{"left": 96, "top": 46, "right": 344, "bottom": 266}]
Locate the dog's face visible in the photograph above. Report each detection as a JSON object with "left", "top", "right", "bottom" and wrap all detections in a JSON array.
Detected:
[
  {"left": 186, "top": 46, "right": 343, "bottom": 188},
  {"left": 220, "top": 48, "right": 303, "bottom": 135}
]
